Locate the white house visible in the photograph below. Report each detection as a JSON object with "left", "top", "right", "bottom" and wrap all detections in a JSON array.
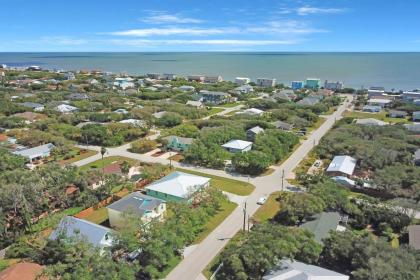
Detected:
[
  {"left": 241, "top": 108, "right": 264, "bottom": 116},
  {"left": 107, "top": 192, "right": 166, "bottom": 228},
  {"left": 13, "top": 143, "right": 55, "bottom": 163},
  {"left": 367, "top": 98, "right": 392, "bottom": 108},
  {"left": 56, "top": 104, "right": 78, "bottom": 113},
  {"left": 256, "top": 78, "right": 276, "bottom": 88},
  {"left": 263, "top": 260, "right": 349, "bottom": 280},
  {"left": 162, "top": 73, "right": 177, "bottom": 80},
  {"left": 204, "top": 75, "right": 223, "bottom": 83},
  {"left": 187, "top": 75, "right": 205, "bottom": 82},
  {"left": 114, "top": 108, "right": 129, "bottom": 114},
  {"left": 326, "top": 155, "right": 357, "bottom": 177},
  {"left": 355, "top": 118, "right": 388, "bottom": 126},
  {"left": 186, "top": 100, "right": 204, "bottom": 108},
  {"left": 119, "top": 119, "right": 146, "bottom": 127},
  {"left": 235, "top": 77, "right": 251, "bottom": 85},
  {"left": 222, "top": 139, "right": 253, "bottom": 153},
  {"left": 234, "top": 85, "right": 254, "bottom": 94},
  {"left": 50, "top": 216, "right": 113, "bottom": 251}
]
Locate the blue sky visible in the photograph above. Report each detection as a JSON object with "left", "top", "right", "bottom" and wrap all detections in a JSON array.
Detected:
[{"left": 1, "top": 0, "right": 419, "bottom": 52}]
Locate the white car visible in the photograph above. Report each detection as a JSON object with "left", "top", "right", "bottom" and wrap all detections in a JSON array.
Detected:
[{"left": 257, "top": 196, "right": 268, "bottom": 205}]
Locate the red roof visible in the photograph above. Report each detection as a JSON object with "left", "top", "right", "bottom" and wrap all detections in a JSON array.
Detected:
[{"left": 0, "top": 262, "right": 44, "bottom": 280}]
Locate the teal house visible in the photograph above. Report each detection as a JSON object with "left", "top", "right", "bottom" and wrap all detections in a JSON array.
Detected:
[
  {"left": 305, "top": 78, "right": 321, "bottom": 89},
  {"left": 162, "top": 135, "right": 193, "bottom": 152},
  {"left": 145, "top": 171, "right": 210, "bottom": 202}
]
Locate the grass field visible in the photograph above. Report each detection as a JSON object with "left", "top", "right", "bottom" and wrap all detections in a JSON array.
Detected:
[
  {"left": 59, "top": 147, "right": 97, "bottom": 165},
  {"left": 176, "top": 168, "right": 255, "bottom": 196},
  {"left": 207, "top": 107, "right": 224, "bottom": 115},
  {"left": 217, "top": 102, "right": 241, "bottom": 108},
  {"left": 82, "top": 207, "right": 109, "bottom": 224},
  {"left": 194, "top": 200, "right": 237, "bottom": 244},
  {"left": 252, "top": 191, "right": 283, "bottom": 223},
  {"left": 79, "top": 156, "right": 138, "bottom": 171},
  {"left": 344, "top": 111, "right": 410, "bottom": 124}
]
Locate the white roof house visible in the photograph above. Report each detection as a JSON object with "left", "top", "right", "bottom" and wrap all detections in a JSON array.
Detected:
[
  {"left": 222, "top": 140, "right": 253, "bottom": 153},
  {"left": 56, "top": 104, "right": 78, "bottom": 113},
  {"left": 242, "top": 108, "right": 264, "bottom": 116},
  {"left": 355, "top": 118, "right": 388, "bottom": 126},
  {"left": 263, "top": 260, "right": 349, "bottom": 280},
  {"left": 119, "top": 119, "right": 146, "bottom": 127},
  {"left": 326, "top": 155, "right": 357, "bottom": 177},
  {"left": 186, "top": 100, "right": 204, "bottom": 108},
  {"left": 145, "top": 171, "right": 211, "bottom": 201},
  {"left": 13, "top": 143, "right": 55, "bottom": 163}
]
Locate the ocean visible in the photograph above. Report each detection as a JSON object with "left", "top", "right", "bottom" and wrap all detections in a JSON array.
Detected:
[{"left": 0, "top": 52, "right": 419, "bottom": 90}]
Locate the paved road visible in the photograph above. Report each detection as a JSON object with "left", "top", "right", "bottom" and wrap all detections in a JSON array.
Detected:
[{"left": 72, "top": 96, "right": 352, "bottom": 280}]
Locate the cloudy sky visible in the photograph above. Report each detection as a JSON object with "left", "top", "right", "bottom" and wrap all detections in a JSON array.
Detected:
[{"left": 1, "top": 0, "right": 419, "bottom": 51}]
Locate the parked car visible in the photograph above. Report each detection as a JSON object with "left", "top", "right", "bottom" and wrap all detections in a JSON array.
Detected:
[{"left": 257, "top": 196, "right": 268, "bottom": 205}]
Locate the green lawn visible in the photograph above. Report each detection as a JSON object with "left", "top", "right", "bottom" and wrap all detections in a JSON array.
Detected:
[
  {"left": 82, "top": 207, "right": 109, "bottom": 224},
  {"left": 252, "top": 191, "right": 283, "bottom": 223},
  {"left": 79, "top": 156, "right": 138, "bottom": 171},
  {"left": 217, "top": 102, "right": 241, "bottom": 108},
  {"left": 344, "top": 111, "right": 410, "bottom": 124},
  {"left": 59, "top": 147, "right": 97, "bottom": 165},
  {"left": 207, "top": 107, "right": 224, "bottom": 115},
  {"left": 194, "top": 200, "right": 237, "bottom": 244},
  {"left": 176, "top": 168, "right": 255, "bottom": 196}
]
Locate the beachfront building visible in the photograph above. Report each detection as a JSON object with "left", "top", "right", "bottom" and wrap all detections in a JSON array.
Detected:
[
  {"left": 305, "top": 78, "right": 321, "bottom": 89},
  {"left": 107, "top": 192, "right": 166, "bottom": 228},
  {"left": 402, "top": 91, "right": 420, "bottom": 103},
  {"left": 204, "top": 75, "right": 223, "bottom": 83},
  {"left": 235, "top": 77, "right": 251, "bottom": 85},
  {"left": 146, "top": 73, "right": 163, "bottom": 80},
  {"left": 187, "top": 75, "right": 205, "bottom": 82},
  {"left": 162, "top": 73, "right": 177, "bottom": 80},
  {"left": 50, "top": 216, "right": 113, "bottom": 250},
  {"left": 291, "top": 81, "right": 304, "bottom": 90},
  {"left": 222, "top": 139, "right": 253, "bottom": 153},
  {"left": 256, "top": 78, "right": 276, "bottom": 88},
  {"left": 145, "top": 171, "right": 211, "bottom": 202},
  {"left": 13, "top": 143, "right": 55, "bottom": 163},
  {"left": 324, "top": 80, "right": 344, "bottom": 91}
]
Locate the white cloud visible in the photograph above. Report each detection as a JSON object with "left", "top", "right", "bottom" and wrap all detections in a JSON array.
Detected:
[
  {"left": 109, "top": 27, "right": 240, "bottom": 37},
  {"left": 110, "top": 39, "right": 298, "bottom": 47},
  {"left": 246, "top": 20, "right": 327, "bottom": 34},
  {"left": 297, "top": 6, "right": 345, "bottom": 16},
  {"left": 141, "top": 13, "right": 202, "bottom": 24},
  {"left": 40, "top": 36, "right": 87, "bottom": 45}
]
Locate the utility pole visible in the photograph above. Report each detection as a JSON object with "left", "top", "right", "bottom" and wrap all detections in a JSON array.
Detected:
[
  {"left": 247, "top": 214, "right": 250, "bottom": 232},
  {"left": 243, "top": 201, "right": 247, "bottom": 231}
]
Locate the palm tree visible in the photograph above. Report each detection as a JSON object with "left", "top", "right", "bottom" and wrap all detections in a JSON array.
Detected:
[{"left": 100, "top": 147, "right": 107, "bottom": 183}]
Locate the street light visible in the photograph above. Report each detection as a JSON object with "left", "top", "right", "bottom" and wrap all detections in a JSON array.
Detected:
[{"left": 281, "top": 169, "right": 285, "bottom": 191}]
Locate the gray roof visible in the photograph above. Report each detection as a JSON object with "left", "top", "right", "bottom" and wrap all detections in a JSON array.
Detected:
[
  {"left": 415, "top": 149, "right": 420, "bottom": 161},
  {"left": 162, "top": 135, "right": 194, "bottom": 145},
  {"left": 13, "top": 143, "right": 55, "bottom": 158},
  {"left": 355, "top": 118, "right": 388, "bottom": 126},
  {"left": 273, "top": 121, "right": 294, "bottom": 130},
  {"left": 408, "top": 225, "right": 420, "bottom": 249},
  {"left": 107, "top": 192, "right": 164, "bottom": 217},
  {"left": 247, "top": 126, "right": 265, "bottom": 135},
  {"left": 326, "top": 155, "right": 357, "bottom": 176},
  {"left": 404, "top": 123, "right": 420, "bottom": 132},
  {"left": 389, "top": 110, "right": 407, "bottom": 116},
  {"left": 202, "top": 91, "right": 229, "bottom": 97},
  {"left": 300, "top": 212, "right": 341, "bottom": 243},
  {"left": 263, "top": 260, "right": 349, "bottom": 280},
  {"left": 50, "top": 216, "right": 112, "bottom": 247},
  {"left": 297, "top": 96, "right": 320, "bottom": 106}
]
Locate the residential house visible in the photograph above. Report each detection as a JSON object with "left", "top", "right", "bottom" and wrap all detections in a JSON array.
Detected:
[
  {"left": 178, "top": 85, "right": 195, "bottom": 92},
  {"left": 119, "top": 119, "right": 146, "bottom": 128},
  {"left": 13, "top": 143, "right": 55, "bottom": 163},
  {"left": 388, "top": 110, "right": 407, "bottom": 118},
  {"left": 235, "top": 77, "right": 251, "bottom": 85},
  {"left": 0, "top": 262, "right": 44, "bottom": 280},
  {"left": 408, "top": 225, "right": 420, "bottom": 249},
  {"left": 412, "top": 111, "right": 420, "bottom": 122},
  {"left": 50, "top": 216, "right": 113, "bottom": 250},
  {"left": 291, "top": 81, "right": 304, "bottom": 90},
  {"left": 162, "top": 135, "right": 194, "bottom": 151},
  {"left": 201, "top": 91, "right": 230, "bottom": 104},
  {"left": 107, "top": 192, "right": 166, "bottom": 228},
  {"left": 272, "top": 120, "right": 294, "bottom": 131},
  {"left": 414, "top": 149, "right": 420, "bottom": 166},
  {"left": 56, "top": 104, "right": 78, "bottom": 113},
  {"left": 113, "top": 77, "right": 135, "bottom": 90},
  {"left": 273, "top": 89, "right": 296, "bottom": 101},
  {"left": 242, "top": 108, "right": 264, "bottom": 116},
  {"left": 68, "top": 93, "right": 89, "bottom": 100},
  {"left": 233, "top": 84, "right": 254, "bottom": 94},
  {"left": 263, "top": 260, "right": 349, "bottom": 280},
  {"left": 19, "top": 102, "right": 44, "bottom": 112},
  {"left": 64, "top": 72, "right": 76, "bottom": 80},
  {"left": 355, "top": 118, "right": 388, "bottom": 126},
  {"left": 362, "top": 105, "right": 382, "bottom": 112},
  {"left": 367, "top": 98, "right": 392, "bottom": 108},
  {"left": 187, "top": 75, "right": 205, "bottom": 82},
  {"left": 152, "top": 111, "right": 167, "bottom": 119},
  {"left": 186, "top": 100, "right": 204, "bottom": 108},
  {"left": 246, "top": 126, "right": 264, "bottom": 141},
  {"left": 367, "top": 89, "right": 386, "bottom": 98},
  {"left": 402, "top": 91, "right": 420, "bottom": 103},
  {"left": 324, "top": 80, "right": 344, "bottom": 91},
  {"left": 146, "top": 73, "right": 162, "bottom": 80},
  {"left": 145, "top": 171, "right": 211, "bottom": 202},
  {"left": 300, "top": 212, "right": 345, "bottom": 243},
  {"left": 297, "top": 96, "right": 321, "bottom": 106},
  {"left": 318, "top": 89, "right": 335, "bottom": 97},
  {"left": 114, "top": 108, "right": 129, "bottom": 114},
  {"left": 256, "top": 78, "right": 276, "bottom": 88},
  {"left": 404, "top": 123, "right": 420, "bottom": 133},
  {"left": 305, "top": 78, "right": 321, "bottom": 89},
  {"left": 326, "top": 155, "right": 357, "bottom": 178},
  {"left": 204, "top": 75, "right": 223, "bottom": 83},
  {"left": 222, "top": 139, "right": 253, "bottom": 153}
]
